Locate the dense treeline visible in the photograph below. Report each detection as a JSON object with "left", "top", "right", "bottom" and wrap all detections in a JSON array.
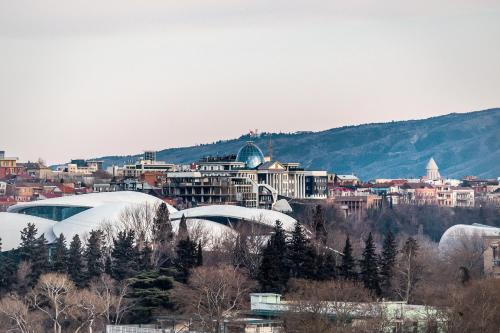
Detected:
[
  {"left": 0, "top": 203, "right": 202, "bottom": 332},
  {"left": 292, "top": 201, "right": 500, "bottom": 243},
  {"left": 1, "top": 203, "right": 500, "bottom": 332},
  {"left": 255, "top": 215, "right": 421, "bottom": 301},
  {"left": 98, "top": 108, "right": 500, "bottom": 179}
]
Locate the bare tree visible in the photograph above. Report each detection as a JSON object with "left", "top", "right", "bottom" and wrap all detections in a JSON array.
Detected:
[
  {"left": 395, "top": 237, "right": 423, "bottom": 303},
  {"left": 67, "top": 289, "right": 107, "bottom": 333},
  {"left": 118, "top": 202, "right": 158, "bottom": 243},
  {"left": 0, "top": 294, "right": 42, "bottom": 333},
  {"left": 15, "top": 261, "right": 31, "bottom": 294},
  {"left": 172, "top": 265, "right": 256, "bottom": 333},
  {"left": 90, "top": 274, "right": 134, "bottom": 325},
  {"left": 446, "top": 278, "right": 500, "bottom": 333},
  {"left": 441, "top": 231, "right": 486, "bottom": 279},
  {"left": 228, "top": 223, "right": 267, "bottom": 278},
  {"left": 185, "top": 219, "right": 211, "bottom": 248},
  {"left": 284, "top": 279, "right": 377, "bottom": 332},
  {"left": 30, "top": 273, "right": 75, "bottom": 333}
]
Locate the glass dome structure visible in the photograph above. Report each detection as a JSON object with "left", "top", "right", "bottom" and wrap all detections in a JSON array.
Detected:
[{"left": 236, "top": 141, "right": 265, "bottom": 169}]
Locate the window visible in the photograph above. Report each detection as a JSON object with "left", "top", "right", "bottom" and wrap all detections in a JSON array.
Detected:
[{"left": 17, "top": 206, "right": 91, "bottom": 222}]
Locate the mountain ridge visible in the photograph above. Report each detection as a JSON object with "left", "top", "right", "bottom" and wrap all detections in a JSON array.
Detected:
[{"left": 96, "top": 108, "right": 500, "bottom": 180}]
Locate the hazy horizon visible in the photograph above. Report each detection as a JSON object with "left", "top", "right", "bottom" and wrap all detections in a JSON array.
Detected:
[{"left": 1, "top": 1, "right": 499, "bottom": 164}]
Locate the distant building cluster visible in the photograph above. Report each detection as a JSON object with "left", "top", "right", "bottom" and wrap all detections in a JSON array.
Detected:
[
  {"left": 328, "top": 158, "right": 499, "bottom": 217},
  {"left": 107, "top": 141, "right": 329, "bottom": 209},
  {"left": 0, "top": 144, "right": 499, "bottom": 215}
]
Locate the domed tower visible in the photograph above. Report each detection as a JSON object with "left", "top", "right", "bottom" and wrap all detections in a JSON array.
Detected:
[
  {"left": 426, "top": 157, "right": 440, "bottom": 180},
  {"left": 236, "top": 141, "right": 265, "bottom": 169}
]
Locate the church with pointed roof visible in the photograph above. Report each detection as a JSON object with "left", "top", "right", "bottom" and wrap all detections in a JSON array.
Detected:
[{"left": 426, "top": 157, "right": 441, "bottom": 180}]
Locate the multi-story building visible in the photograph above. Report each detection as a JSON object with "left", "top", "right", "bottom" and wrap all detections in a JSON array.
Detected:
[
  {"left": 110, "top": 151, "right": 175, "bottom": 178},
  {"left": 121, "top": 160, "right": 176, "bottom": 178},
  {"left": 486, "top": 192, "right": 500, "bottom": 207},
  {"left": 58, "top": 159, "right": 101, "bottom": 175},
  {"left": 12, "top": 185, "right": 35, "bottom": 202},
  {"left": 334, "top": 194, "right": 382, "bottom": 217},
  {"left": 400, "top": 183, "right": 437, "bottom": 205},
  {"left": 334, "top": 174, "right": 359, "bottom": 187},
  {"left": 161, "top": 141, "right": 327, "bottom": 208},
  {"left": 164, "top": 171, "right": 257, "bottom": 208},
  {"left": 19, "top": 162, "right": 53, "bottom": 180},
  {"left": 0, "top": 151, "right": 24, "bottom": 178},
  {"left": 143, "top": 150, "right": 157, "bottom": 162},
  {"left": 483, "top": 235, "right": 500, "bottom": 278},
  {"left": 435, "top": 185, "right": 475, "bottom": 207},
  {"left": 453, "top": 188, "right": 475, "bottom": 207},
  {"left": 304, "top": 171, "right": 328, "bottom": 198}
]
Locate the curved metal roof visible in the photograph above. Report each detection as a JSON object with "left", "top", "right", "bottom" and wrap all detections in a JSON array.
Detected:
[
  {"left": 0, "top": 213, "right": 56, "bottom": 251},
  {"left": 8, "top": 191, "right": 176, "bottom": 213},
  {"left": 2, "top": 192, "right": 296, "bottom": 251},
  {"left": 171, "top": 205, "right": 296, "bottom": 232},
  {"left": 438, "top": 224, "right": 500, "bottom": 252}
]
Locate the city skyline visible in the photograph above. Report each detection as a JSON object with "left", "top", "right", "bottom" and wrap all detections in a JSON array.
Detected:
[{"left": 1, "top": 0, "right": 499, "bottom": 164}]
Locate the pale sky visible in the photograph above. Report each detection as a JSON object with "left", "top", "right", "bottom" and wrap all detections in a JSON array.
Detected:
[{"left": 1, "top": 0, "right": 499, "bottom": 164}]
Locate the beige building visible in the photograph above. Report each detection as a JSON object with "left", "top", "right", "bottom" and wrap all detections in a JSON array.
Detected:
[
  {"left": 20, "top": 162, "right": 53, "bottom": 180},
  {"left": 483, "top": 236, "right": 500, "bottom": 278},
  {"left": 335, "top": 194, "right": 382, "bottom": 217},
  {"left": 453, "top": 188, "right": 475, "bottom": 207},
  {"left": 435, "top": 185, "right": 475, "bottom": 207}
]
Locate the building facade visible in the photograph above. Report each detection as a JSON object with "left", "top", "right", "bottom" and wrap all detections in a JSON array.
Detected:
[
  {"left": 159, "top": 142, "right": 328, "bottom": 208},
  {"left": 483, "top": 235, "right": 500, "bottom": 278}
]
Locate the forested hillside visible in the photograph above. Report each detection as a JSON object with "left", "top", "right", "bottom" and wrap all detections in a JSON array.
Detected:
[{"left": 98, "top": 108, "right": 500, "bottom": 180}]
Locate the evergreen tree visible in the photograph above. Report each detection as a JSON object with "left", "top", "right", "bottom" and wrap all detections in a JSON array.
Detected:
[
  {"left": 19, "top": 223, "right": 38, "bottom": 262},
  {"left": 128, "top": 269, "right": 175, "bottom": 323},
  {"left": 51, "top": 233, "right": 68, "bottom": 274},
  {"left": 175, "top": 236, "right": 197, "bottom": 283},
  {"left": 28, "top": 235, "right": 49, "bottom": 285},
  {"left": 138, "top": 242, "right": 153, "bottom": 272},
  {"left": 84, "top": 230, "right": 104, "bottom": 283},
  {"left": 0, "top": 238, "right": 17, "bottom": 292},
  {"left": 257, "top": 220, "right": 289, "bottom": 293},
  {"left": 316, "top": 251, "right": 337, "bottom": 280},
  {"left": 287, "top": 221, "right": 316, "bottom": 279},
  {"left": 379, "top": 231, "right": 397, "bottom": 297},
  {"left": 68, "top": 234, "right": 85, "bottom": 287},
  {"left": 152, "top": 203, "right": 174, "bottom": 268},
  {"left": 177, "top": 214, "right": 188, "bottom": 241},
  {"left": 398, "top": 237, "right": 422, "bottom": 302},
  {"left": 196, "top": 241, "right": 203, "bottom": 267},
  {"left": 360, "top": 232, "right": 381, "bottom": 295},
  {"left": 105, "top": 255, "right": 113, "bottom": 275},
  {"left": 153, "top": 203, "right": 173, "bottom": 244},
  {"left": 232, "top": 235, "right": 248, "bottom": 269},
  {"left": 340, "top": 236, "right": 357, "bottom": 280},
  {"left": 313, "top": 205, "right": 327, "bottom": 245},
  {"left": 111, "top": 230, "right": 138, "bottom": 281}
]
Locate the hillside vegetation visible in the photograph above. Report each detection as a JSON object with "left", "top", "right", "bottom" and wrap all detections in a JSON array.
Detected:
[{"left": 99, "top": 108, "right": 500, "bottom": 180}]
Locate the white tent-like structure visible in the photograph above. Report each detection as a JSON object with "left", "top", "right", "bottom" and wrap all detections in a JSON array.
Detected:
[
  {"left": 170, "top": 205, "right": 296, "bottom": 231},
  {"left": 438, "top": 223, "right": 500, "bottom": 253},
  {"left": 1, "top": 191, "right": 297, "bottom": 251},
  {"left": 0, "top": 213, "right": 57, "bottom": 251}
]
